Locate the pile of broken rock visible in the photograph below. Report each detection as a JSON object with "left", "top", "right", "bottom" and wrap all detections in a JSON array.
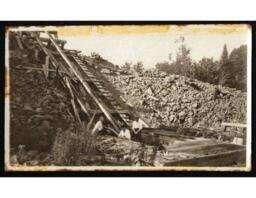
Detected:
[
  {"left": 105, "top": 70, "right": 246, "bottom": 130},
  {"left": 9, "top": 51, "right": 77, "bottom": 165}
]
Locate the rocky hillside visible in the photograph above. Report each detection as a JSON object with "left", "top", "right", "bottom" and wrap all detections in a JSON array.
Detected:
[
  {"left": 9, "top": 50, "right": 79, "bottom": 164},
  {"left": 104, "top": 70, "right": 247, "bottom": 130}
]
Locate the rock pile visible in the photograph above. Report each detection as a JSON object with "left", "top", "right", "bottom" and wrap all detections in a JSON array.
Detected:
[
  {"left": 95, "top": 136, "right": 159, "bottom": 166},
  {"left": 9, "top": 50, "right": 76, "bottom": 164},
  {"left": 104, "top": 70, "right": 246, "bottom": 130}
]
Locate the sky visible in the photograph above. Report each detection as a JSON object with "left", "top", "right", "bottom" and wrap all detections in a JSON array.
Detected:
[{"left": 57, "top": 25, "right": 251, "bottom": 69}]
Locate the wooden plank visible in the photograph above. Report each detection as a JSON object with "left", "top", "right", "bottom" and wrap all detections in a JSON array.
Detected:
[
  {"left": 40, "top": 37, "right": 66, "bottom": 45},
  {"left": 64, "top": 77, "right": 82, "bottom": 124},
  {"left": 42, "top": 55, "right": 50, "bottom": 78},
  {"left": 221, "top": 122, "right": 247, "bottom": 128},
  {"left": 164, "top": 148, "right": 246, "bottom": 167},
  {"left": 16, "top": 66, "right": 69, "bottom": 75}
]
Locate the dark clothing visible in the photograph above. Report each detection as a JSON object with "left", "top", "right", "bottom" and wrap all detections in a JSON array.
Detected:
[{"left": 132, "top": 129, "right": 142, "bottom": 142}]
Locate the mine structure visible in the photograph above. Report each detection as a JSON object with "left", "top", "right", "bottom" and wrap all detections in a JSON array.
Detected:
[{"left": 9, "top": 31, "right": 247, "bottom": 166}]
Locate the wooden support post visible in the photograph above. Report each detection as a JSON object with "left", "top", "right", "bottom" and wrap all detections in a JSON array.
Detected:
[
  {"left": 15, "top": 34, "right": 24, "bottom": 50},
  {"left": 42, "top": 55, "right": 50, "bottom": 78},
  {"left": 64, "top": 77, "right": 82, "bottom": 124},
  {"left": 34, "top": 48, "right": 39, "bottom": 61},
  {"left": 69, "top": 82, "right": 91, "bottom": 118}
]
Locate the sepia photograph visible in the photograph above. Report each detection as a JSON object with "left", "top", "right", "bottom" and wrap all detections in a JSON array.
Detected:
[{"left": 4, "top": 24, "right": 251, "bottom": 172}]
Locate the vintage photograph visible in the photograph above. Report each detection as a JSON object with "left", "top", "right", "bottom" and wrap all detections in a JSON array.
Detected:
[{"left": 4, "top": 24, "right": 251, "bottom": 171}]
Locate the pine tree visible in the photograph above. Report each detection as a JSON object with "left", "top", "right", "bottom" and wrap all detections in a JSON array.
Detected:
[
  {"left": 218, "top": 44, "right": 232, "bottom": 87},
  {"left": 220, "top": 44, "right": 229, "bottom": 65}
]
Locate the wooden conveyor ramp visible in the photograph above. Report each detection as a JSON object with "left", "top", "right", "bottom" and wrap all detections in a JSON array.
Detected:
[{"left": 15, "top": 31, "right": 144, "bottom": 135}]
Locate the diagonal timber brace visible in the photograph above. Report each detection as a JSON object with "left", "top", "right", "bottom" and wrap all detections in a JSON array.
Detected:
[{"left": 46, "top": 32, "right": 120, "bottom": 135}]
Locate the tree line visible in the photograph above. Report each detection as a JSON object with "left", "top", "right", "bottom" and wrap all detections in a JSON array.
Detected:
[{"left": 155, "top": 37, "right": 247, "bottom": 91}]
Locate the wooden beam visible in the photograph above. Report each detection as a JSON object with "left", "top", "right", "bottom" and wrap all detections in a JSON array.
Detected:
[
  {"left": 39, "top": 37, "right": 66, "bottom": 45},
  {"left": 221, "top": 122, "right": 247, "bottom": 128},
  {"left": 42, "top": 55, "right": 50, "bottom": 78},
  {"left": 16, "top": 66, "right": 69, "bottom": 75},
  {"left": 15, "top": 34, "right": 24, "bottom": 50},
  {"left": 65, "top": 49, "right": 82, "bottom": 54},
  {"left": 64, "top": 77, "right": 82, "bottom": 124}
]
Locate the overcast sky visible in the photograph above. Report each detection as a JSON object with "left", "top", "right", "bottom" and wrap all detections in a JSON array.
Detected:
[{"left": 58, "top": 25, "right": 250, "bottom": 69}]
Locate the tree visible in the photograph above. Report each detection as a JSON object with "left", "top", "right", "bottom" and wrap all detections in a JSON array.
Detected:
[
  {"left": 218, "top": 61, "right": 235, "bottom": 87},
  {"left": 133, "top": 61, "right": 144, "bottom": 73},
  {"left": 220, "top": 44, "right": 229, "bottom": 66},
  {"left": 229, "top": 45, "right": 247, "bottom": 91},
  {"left": 218, "top": 44, "right": 233, "bottom": 87},
  {"left": 218, "top": 44, "right": 247, "bottom": 90},
  {"left": 155, "top": 37, "right": 193, "bottom": 77},
  {"left": 195, "top": 57, "right": 219, "bottom": 84},
  {"left": 174, "top": 36, "right": 193, "bottom": 77},
  {"left": 122, "top": 62, "right": 132, "bottom": 73},
  {"left": 155, "top": 61, "right": 171, "bottom": 73}
]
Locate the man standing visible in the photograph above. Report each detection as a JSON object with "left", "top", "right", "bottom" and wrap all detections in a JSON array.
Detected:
[
  {"left": 91, "top": 116, "right": 104, "bottom": 135},
  {"left": 132, "top": 117, "right": 147, "bottom": 141}
]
